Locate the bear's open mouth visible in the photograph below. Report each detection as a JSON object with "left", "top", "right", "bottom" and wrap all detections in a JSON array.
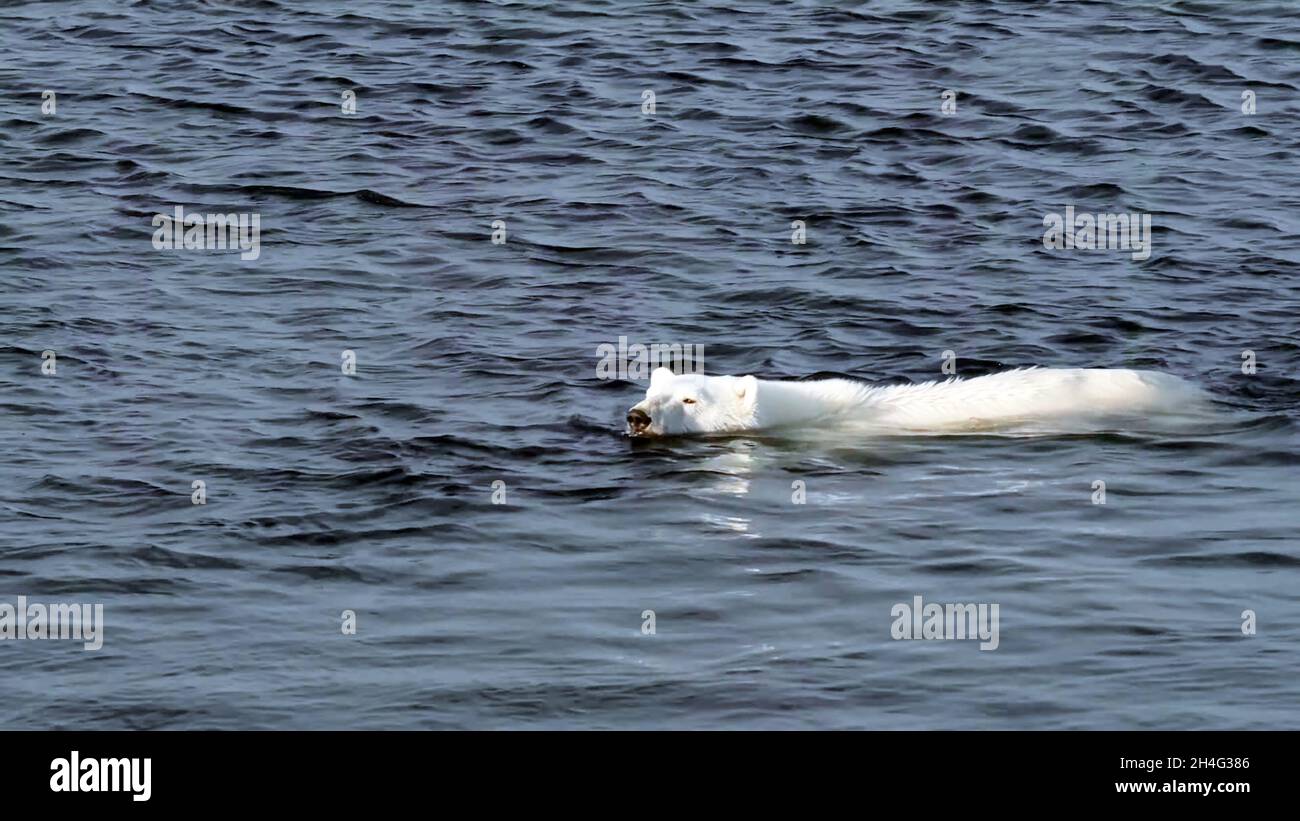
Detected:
[{"left": 626, "top": 407, "right": 653, "bottom": 436}]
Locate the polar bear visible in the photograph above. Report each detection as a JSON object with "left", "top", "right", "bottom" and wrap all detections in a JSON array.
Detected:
[{"left": 626, "top": 367, "right": 1208, "bottom": 437}]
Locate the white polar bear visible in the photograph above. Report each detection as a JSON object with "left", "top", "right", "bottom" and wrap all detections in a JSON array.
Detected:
[{"left": 626, "top": 366, "right": 1208, "bottom": 437}]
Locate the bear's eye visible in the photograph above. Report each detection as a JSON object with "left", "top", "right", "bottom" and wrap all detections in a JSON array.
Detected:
[{"left": 681, "top": 397, "right": 696, "bottom": 405}]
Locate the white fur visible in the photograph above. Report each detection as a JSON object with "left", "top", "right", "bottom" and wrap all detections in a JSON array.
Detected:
[{"left": 627, "top": 367, "right": 1208, "bottom": 437}]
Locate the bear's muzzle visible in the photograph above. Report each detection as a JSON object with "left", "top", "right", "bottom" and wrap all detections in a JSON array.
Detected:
[{"left": 626, "top": 407, "right": 652, "bottom": 435}]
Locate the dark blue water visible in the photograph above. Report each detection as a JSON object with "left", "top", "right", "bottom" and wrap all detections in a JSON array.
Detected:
[{"left": 1, "top": 0, "right": 1298, "bottom": 729}]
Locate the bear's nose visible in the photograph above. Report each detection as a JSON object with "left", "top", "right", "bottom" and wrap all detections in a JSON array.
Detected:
[{"left": 627, "top": 408, "right": 651, "bottom": 431}]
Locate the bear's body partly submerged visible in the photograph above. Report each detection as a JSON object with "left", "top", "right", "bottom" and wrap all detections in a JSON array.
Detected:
[{"left": 625, "top": 367, "right": 1208, "bottom": 437}]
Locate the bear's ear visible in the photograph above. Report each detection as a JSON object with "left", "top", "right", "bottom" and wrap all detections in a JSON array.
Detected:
[
  {"left": 649, "top": 367, "right": 675, "bottom": 391},
  {"left": 733, "top": 375, "right": 758, "bottom": 412}
]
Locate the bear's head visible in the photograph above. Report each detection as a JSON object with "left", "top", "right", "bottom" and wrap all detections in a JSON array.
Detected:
[{"left": 626, "top": 367, "right": 758, "bottom": 436}]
